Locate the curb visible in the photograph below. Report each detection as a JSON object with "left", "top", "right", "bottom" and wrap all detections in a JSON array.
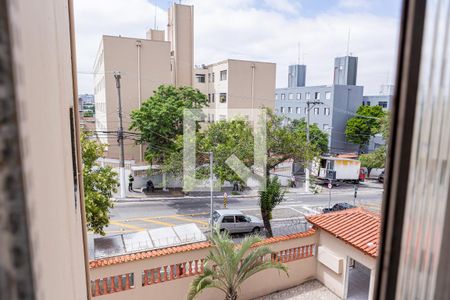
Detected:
[{"left": 112, "top": 194, "right": 258, "bottom": 202}]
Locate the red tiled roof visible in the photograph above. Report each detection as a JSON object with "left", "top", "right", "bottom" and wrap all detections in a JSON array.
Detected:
[
  {"left": 89, "top": 228, "right": 316, "bottom": 269},
  {"left": 306, "top": 208, "right": 380, "bottom": 257}
]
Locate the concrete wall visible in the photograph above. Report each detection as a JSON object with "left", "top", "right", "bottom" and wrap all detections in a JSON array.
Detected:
[
  {"left": 315, "top": 231, "right": 376, "bottom": 299},
  {"left": 228, "top": 59, "right": 276, "bottom": 110},
  {"left": 168, "top": 4, "right": 194, "bottom": 87},
  {"left": 95, "top": 36, "right": 172, "bottom": 162},
  {"left": 90, "top": 234, "right": 317, "bottom": 300},
  {"left": 7, "top": 0, "right": 88, "bottom": 298}
]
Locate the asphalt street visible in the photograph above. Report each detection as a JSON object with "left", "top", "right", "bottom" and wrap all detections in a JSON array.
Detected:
[{"left": 91, "top": 181, "right": 384, "bottom": 238}]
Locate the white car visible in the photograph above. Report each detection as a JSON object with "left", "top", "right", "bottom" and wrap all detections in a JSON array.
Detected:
[{"left": 212, "top": 209, "right": 264, "bottom": 234}]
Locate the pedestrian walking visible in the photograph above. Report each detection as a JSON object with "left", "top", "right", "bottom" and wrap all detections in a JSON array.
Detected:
[
  {"left": 291, "top": 175, "right": 296, "bottom": 188},
  {"left": 128, "top": 174, "right": 134, "bottom": 192}
]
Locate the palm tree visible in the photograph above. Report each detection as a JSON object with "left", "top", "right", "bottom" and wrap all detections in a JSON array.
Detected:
[
  {"left": 259, "top": 176, "right": 285, "bottom": 237},
  {"left": 187, "top": 229, "right": 288, "bottom": 300}
]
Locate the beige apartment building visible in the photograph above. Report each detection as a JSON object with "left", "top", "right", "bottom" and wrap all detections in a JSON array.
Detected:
[
  {"left": 193, "top": 59, "right": 276, "bottom": 122},
  {"left": 93, "top": 4, "right": 193, "bottom": 163},
  {"left": 93, "top": 35, "right": 172, "bottom": 162},
  {"left": 93, "top": 3, "right": 275, "bottom": 165}
]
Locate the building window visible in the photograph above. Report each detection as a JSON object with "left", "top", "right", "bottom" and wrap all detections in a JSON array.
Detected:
[
  {"left": 220, "top": 70, "right": 227, "bottom": 81},
  {"left": 306, "top": 92, "right": 311, "bottom": 100},
  {"left": 379, "top": 101, "right": 388, "bottom": 108},
  {"left": 325, "top": 91, "right": 331, "bottom": 100},
  {"left": 281, "top": 93, "right": 286, "bottom": 100},
  {"left": 304, "top": 107, "right": 308, "bottom": 114},
  {"left": 208, "top": 94, "right": 211, "bottom": 103},
  {"left": 212, "top": 93, "right": 215, "bottom": 103},
  {"left": 280, "top": 107, "right": 284, "bottom": 113},
  {"left": 288, "top": 107, "right": 292, "bottom": 113},
  {"left": 324, "top": 108, "right": 330, "bottom": 115},
  {"left": 314, "top": 107, "right": 319, "bottom": 115},
  {"left": 315, "top": 92, "right": 320, "bottom": 100},
  {"left": 275, "top": 94, "right": 278, "bottom": 100},
  {"left": 297, "top": 93, "right": 301, "bottom": 100},
  {"left": 366, "top": 101, "right": 371, "bottom": 106},
  {"left": 195, "top": 74, "right": 205, "bottom": 83},
  {"left": 208, "top": 73, "right": 211, "bottom": 82},
  {"left": 219, "top": 115, "right": 226, "bottom": 121},
  {"left": 219, "top": 93, "right": 227, "bottom": 103},
  {"left": 212, "top": 72, "right": 215, "bottom": 82},
  {"left": 296, "top": 107, "right": 301, "bottom": 114},
  {"left": 288, "top": 93, "right": 294, "bottom": 100}
]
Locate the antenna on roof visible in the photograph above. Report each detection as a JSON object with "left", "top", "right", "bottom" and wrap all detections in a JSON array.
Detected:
[
  {"left": 297, "top": 42, "right": 301, "bottom": 65},
  {"left": 154, "top": 0, "right": 158, "bottom": 29},
  {"left": 346, "top": 28, "right": 351, "bottom": 56}
]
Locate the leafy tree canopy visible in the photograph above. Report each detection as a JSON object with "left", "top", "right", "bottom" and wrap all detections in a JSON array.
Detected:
[
  {"left": 199, "top": 119, "right": 254, "bottom": 185},
  {"left": 360, "top": 145, "right": 386, "bottom": 176},
  {"left": 130, "top": 85, "right": 208, "bottom": 164},
  {"left": 289, "top": 119, "right": 329, "bottom": 154},
  {"left": 81, "top": 131, "right": 118, "bottom": 235},
  {"left": 345, "top": 105, "right": 386, "bottom": 152}
]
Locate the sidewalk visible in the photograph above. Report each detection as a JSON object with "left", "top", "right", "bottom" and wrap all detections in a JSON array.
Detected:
[{"left": 112, "top": 186, "right": 313, "bottom": 202}]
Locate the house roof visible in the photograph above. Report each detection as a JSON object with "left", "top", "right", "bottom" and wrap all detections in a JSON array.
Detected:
[
  {"left": 89, "top": 228, "right": 316, "bottom": 269},
  {"left": 306, "top": 208, "right": 380, "bottom": 257}
]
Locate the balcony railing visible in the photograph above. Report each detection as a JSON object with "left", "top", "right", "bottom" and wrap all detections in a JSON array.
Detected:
[{"left": 89, "top": 230, "right": 317, "bottom": 299}]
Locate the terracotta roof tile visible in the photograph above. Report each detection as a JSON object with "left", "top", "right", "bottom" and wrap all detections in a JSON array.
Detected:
[
  {"left": 89, "top": 228, "right": 317, "bottom": 269},
  {"left": 306, "top": 208, "right": 380, "bottom": 257}
]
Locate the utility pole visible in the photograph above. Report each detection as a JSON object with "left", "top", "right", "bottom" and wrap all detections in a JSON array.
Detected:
[
  {"left": 305, "top": 100, "right": 323, "bottom": 192},
  {"left": 114, "top": 72, "right": 126, "bottom": 199},
  {"left": 209, "top": 151, "right": 214, "bottom": 230}
]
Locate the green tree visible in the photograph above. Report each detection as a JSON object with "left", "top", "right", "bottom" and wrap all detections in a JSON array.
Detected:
[
  {"left": 265, "top": 110, "right": 314, "bottom": 177},
  {"left": 187, "top": 229, "right": 288, "bottom": 300},
  {"left": 289, "top": 119, "right": 329, "bottom": 154},
  {"left": 198, "top": 110, "right": 317, "bottom": 236},
  {"left": 259, "top": 176, "right": 285, "bottom": 237},
  {"left": 199, "top": 119, "right": 254, "bottom": 185},
  {"left": 130, "top": 85, "right": 208, "bottom": 164},
  {"left": 81, "top": 132, "right": 118, "bottom": 235},
  {"left": 359, "top": 145, "right": 386, "bottom": 177},
  {"left": 380, "top": 112, "right": 391, "bottom": 141},
  {"left": 345, "top": 105, "right": 386, "bottom": 153}
]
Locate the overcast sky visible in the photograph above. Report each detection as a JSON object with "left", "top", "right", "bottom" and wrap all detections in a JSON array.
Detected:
[{"left": 74, "top": 0, "right": 402, "bottom": 95}]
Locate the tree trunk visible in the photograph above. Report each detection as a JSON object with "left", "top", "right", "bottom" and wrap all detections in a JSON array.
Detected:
[
  {"left": 225, "top": 288, "right": 238, "bottom": 300},
  {"left": 261, "top": 208, "right": 273, "bottom": 238},
  {"left": 367, "top": 168, "right": 372, "bottom": 178}
]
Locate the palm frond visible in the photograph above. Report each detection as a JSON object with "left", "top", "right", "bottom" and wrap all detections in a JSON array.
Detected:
[{"left": 187, "top": 228, "right": 288, "bottom": 300}]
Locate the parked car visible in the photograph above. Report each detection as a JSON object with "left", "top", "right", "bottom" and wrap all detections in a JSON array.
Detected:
[
  {"left": 212, "top": 209, "right": 264, "bottom": 234},
  {"left": 322, "top": 203, "right": 356, "bottom": 213},
  {"left": 378, "top": 171, "right": 385, "bottom": 183}
]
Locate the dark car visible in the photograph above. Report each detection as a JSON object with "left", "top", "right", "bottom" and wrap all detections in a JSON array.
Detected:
[
  {"left": 322, "top": 203, "right": 356, "bottom": 213},
  {"left": 378, "top": 171, "right": 385, "bottom": 183}
]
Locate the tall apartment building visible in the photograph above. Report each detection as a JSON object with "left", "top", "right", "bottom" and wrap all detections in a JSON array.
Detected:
[
  {"left": 275, "top": 56, "right": 363, "bottom": 154},
  {"left": 93, "top": 34, "right": 172, "bottom": 162},
  {"left": 363, "top": 84, "right": 394, "bottom": 109},
  {"left": 93, "top": 3, "right": 275, "bottom": 164},
  {"left": 193, "top": 59, "right": 276, "bottom": 121}
]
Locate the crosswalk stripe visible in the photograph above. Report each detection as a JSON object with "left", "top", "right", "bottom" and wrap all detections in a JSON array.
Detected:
[
  {"left": 138, "top": 218, "right": 175, "bottom": 227},
  {"left": 109, "top": 220, "right": 145, "bottom": 231},
  {"left": 166, "top": 215, "right": 209, "bottom": 226}
]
